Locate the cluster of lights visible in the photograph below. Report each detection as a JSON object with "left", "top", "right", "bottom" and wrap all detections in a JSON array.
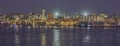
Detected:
[{"left": 53, "top": 10, "right": 90, "bottom": 17}]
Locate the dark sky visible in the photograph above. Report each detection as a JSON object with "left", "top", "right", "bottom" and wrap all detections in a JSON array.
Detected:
[{"left": 0, "top": 0, "right": 120, "bottom": 15}]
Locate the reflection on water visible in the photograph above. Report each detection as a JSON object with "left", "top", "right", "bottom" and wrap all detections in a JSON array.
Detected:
[
  {"left": 0, "top": 26, "right": 120, "bottom": 46},
  {"left": 53, "top": 29, "right": 60, "bottom": 46},
  {"left": 14, "top": 27, "right": 20, "bottom": 46},
  {"left": 83, "top": 35, "right": 90, "bottom": 43},
  {"left": 41, "top": 31, "right": 46, "bottom": 46}
]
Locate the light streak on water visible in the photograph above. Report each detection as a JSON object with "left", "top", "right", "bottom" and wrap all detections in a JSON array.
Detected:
[
  {"left": 83, "top": 35, "right": 90, "bottom": 43},
  {"left": 15, "top": 34, "right": 20, "bottom": 46},
  {"left": 60, "top": 29, "right": 65, "bottom": 46},
  {"left": 33, "top": 25, "right": 35, "bottom": 28},
  {"left": 87, "top": 27, "right": 91, "bottom": 29},
  {"left": 14, "top": 28, "right": 20, "bottom": 46},
  {"left": 53, "top": 29, "right": 60, "bottom": 46},
  {"left": 69, "top": 30, "right": 74, "bottom": 46},
  {"left": 10, "top": 25, "right": 13, "bottom": 27},
  {"left": 41, "top": 33, "right": 46, "bottom": 46},
  {"left": 26, "top": 29, "right": 32, "bottom": 46},
  {"left": 27, "top": 26, "right": 31, "bottom": 29}
]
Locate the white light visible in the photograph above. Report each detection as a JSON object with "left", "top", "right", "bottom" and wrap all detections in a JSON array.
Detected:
[
  {"left": 83, "top": 35, "right": 90, "bottom": 43},
  {"left": 54, "top": 12, "right": 60, "bottom": 18},
  {"left": 83, "top": 12, "right": 88, "bottom": 16},
  {"left": 54, "top": 12, "right": 59, "bottom": 16},
  {"left": 16, "top": 17, "right": 19, "bottom": 20}
]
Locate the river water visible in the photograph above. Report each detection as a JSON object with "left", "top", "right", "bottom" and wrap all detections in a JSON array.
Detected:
[{"left": 0, "top": 26, "right": 120, "bottom": 46}]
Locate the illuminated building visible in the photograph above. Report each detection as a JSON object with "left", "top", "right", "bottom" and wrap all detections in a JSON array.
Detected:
[
  {"left": 100, "top": 13, "right": 108, "bottom": 18},
  {"left": 47, "top": 13, "right": 54, "bottom": 20},
  {"left": 89, "top": 14, "right": 97, "bottom": 22}
]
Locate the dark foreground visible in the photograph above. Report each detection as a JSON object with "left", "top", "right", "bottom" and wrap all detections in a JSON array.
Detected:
[{"left": 0, "top": 26, "right": 120, "bottom": 46}]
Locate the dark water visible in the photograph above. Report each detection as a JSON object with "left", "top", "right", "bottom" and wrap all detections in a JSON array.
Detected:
[{"left": 0, "top": 26, "right": 120, "bottom": 46}]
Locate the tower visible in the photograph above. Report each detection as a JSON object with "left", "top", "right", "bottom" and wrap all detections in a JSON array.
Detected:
[
  {"left": 42, "top": 9, "right": 45, "bottom": 16},
  {"left": 40, "top": 9, "right": 47, "bottom": 20}
]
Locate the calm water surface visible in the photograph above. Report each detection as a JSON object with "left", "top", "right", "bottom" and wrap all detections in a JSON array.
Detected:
[{"left": 0, "top": 26, "right": 120, "bottom": 46}]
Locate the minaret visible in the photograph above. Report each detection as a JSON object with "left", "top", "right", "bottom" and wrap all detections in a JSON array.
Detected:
[
  {"left": 40, "top": 9, "right": 46, "bottom": 20},
  {"left": 42, "top": 9, "right": 45, "bottom": 16}
]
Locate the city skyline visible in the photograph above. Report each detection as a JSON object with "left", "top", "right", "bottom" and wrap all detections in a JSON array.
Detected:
[{"left": 0, "top": 0, "right": 120, "bottom": 15}]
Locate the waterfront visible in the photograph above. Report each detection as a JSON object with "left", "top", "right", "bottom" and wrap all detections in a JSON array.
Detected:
[{"left": 0, "top": 26, "right": 120, "bottom": 46}]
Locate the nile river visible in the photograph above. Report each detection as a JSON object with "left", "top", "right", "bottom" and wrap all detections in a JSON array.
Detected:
[{"left": 0, "top": 26, "right": 120, "bottom": 46}]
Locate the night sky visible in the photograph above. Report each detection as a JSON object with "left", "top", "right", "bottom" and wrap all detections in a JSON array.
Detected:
[{"left": 0, "top": 0, "right": 120, "bottom": 15}]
